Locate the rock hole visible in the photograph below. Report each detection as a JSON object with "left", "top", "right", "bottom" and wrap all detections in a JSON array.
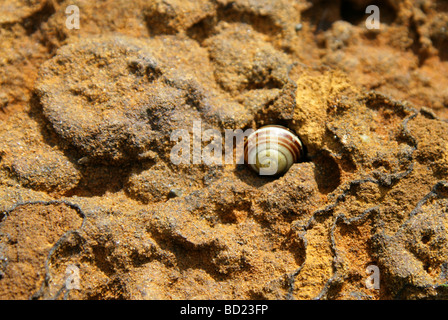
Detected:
[
  {"left": 144, "top": 11, "right": 177, "bottom": 36},
  {"left": 430, "top": 30, "right": 448, "bottom": 62},
  {"left": 186, "top": 15, "right": 217, "bottom": 44},
  {"left": 436, "top": 1, "right": 448, "bottom": 12},
  {"left": 127, "top": 58, "right": 161, "bottom": 81},
  {"left": 216, "top": 2, "right": 283, "bottom": 37},
  {"left": 301, "top": 0, "right": 338, "bottom": 32},
  {"left": 22, "top": 1, "right": 56, "bottom": 35},
  {"left": 421, "top": 234, "right": 431, "bottom": 244},
  {"left": 409, "top": 17, "right": 430, "bottom": 66},
  {"left": 423, "top": 261, "right": 431, "bottom": 273},
  {"left": 312, "top": 150, "right": 342, "bottom": 194}
]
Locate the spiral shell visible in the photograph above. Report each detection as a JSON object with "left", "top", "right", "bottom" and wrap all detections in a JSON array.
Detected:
[{"left": 244, "top": 125, "right": 303, "bottom": 175}]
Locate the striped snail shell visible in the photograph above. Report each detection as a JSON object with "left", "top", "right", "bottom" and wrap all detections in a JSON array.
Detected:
[{"left": 244, "top": 125, "right": 303, "bottom": 175}]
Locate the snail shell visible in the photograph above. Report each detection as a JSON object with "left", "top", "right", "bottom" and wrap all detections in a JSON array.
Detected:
[{"left": 244, "top": 125, "right": 303, "bottom": 175}]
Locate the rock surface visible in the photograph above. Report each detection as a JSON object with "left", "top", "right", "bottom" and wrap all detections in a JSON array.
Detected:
[{"left": 0, "top": 0, "right": 448, "bottom": 299}]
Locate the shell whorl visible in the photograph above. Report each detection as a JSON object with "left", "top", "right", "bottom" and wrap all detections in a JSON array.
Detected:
[{"left": 244, "top": 125, "right": 303, "bottom": 175}]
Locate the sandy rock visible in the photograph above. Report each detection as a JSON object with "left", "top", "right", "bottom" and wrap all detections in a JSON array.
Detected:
[{"left": 1, "top": 0, "right": 448, "bottom": 300}]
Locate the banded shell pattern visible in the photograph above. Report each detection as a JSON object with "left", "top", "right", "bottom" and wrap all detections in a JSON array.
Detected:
[{"left": 244, "top": 125, "right": 303, "bottom": 175}]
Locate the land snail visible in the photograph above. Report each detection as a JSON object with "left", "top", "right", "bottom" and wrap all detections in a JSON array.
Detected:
[{"left": 244, "top": 125, "right": 304, "bottom": 176}]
